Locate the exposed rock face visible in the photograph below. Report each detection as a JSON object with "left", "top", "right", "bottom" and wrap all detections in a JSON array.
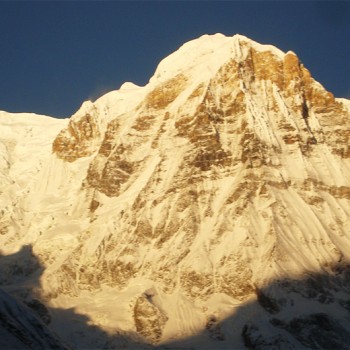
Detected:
[
  {"left": 52, "top": 102, "right": 102, "bottom": 162},
  {"left": 133, "top": 291, "right": 168, "bottom": 343},
  {"left": 1, "top": 34, "right": 350, "bottom": 348}
]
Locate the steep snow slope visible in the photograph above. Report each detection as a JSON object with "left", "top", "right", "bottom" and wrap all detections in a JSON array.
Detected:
[
  {"left": 1, "top": 34, "right": 350, "bottom": 349},
  {"left": 0, "top": 112, "right": 67, "bottom": 252}
]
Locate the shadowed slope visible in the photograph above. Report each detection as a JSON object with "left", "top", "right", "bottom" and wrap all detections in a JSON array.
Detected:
[
  {"left": 0, "top": 246, "right": 148, "bottom": 350},
  {"left": 2, "top": 246, "right": 350, "bottom": 349},
  {"left": 161, "top": 263, "right": 350, "bottom": 349}
]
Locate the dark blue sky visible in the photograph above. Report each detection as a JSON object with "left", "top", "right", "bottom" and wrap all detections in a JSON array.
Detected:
[{"left": 1, "top": 1, "right": 349, "bottom": 118}]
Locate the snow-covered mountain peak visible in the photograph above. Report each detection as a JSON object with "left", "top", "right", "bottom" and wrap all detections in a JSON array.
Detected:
[
  {"left": 1, "top": 34, "right": 350, "bottom": 349},
  {"left": 53, "top": 33, "right": 348, "bottom": 171},
  {"left": 150, "top": 33, "right": 285, "bottom": 85}
]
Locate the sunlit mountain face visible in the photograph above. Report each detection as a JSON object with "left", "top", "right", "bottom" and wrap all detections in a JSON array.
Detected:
[{"left": 1, "top": 34, "right": 350, "bottom": 349}]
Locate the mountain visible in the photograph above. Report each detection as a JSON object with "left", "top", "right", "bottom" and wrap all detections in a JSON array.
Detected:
[{"left": 1, "top": 33, "right": 350, "bottom": 349}]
